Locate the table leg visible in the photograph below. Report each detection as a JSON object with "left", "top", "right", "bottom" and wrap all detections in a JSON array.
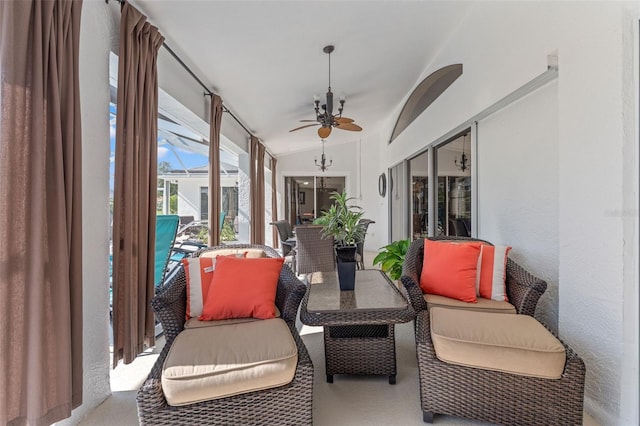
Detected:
[{"left": 388, "top": 374, "right": 396, "bottom": 385}]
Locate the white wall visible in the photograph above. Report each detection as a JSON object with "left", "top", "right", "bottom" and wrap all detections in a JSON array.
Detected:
[
  {"left": 477, "top": 81, "right": 559, "bottom": 332},
  {"left": 60, "top": 2, "right": 114, "bottom": 424},
  {"left": 176, "top": 177, "right": 207, "bottom": 219},
  {"left": 370, "top": 2, "right": 639, "bottom": 425},
  {"left": 276, "top": 139, "right": 388, "bottom": 252}
]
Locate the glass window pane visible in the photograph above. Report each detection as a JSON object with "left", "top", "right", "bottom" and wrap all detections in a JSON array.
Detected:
[
  {"left": 436, "top": 132, "right": 472, "bottom": 237},
  {"left": 390, "top": 162, "right": 406, "bottom": 242},
  {"left": 409, "top": 151, "right": 429, "bottom": 240},
  {"left": 315, "top": 176, "right": 345, "bottom": 218},
  {"left": 284, "top": 176, "right": 346, "bottom": 226}
]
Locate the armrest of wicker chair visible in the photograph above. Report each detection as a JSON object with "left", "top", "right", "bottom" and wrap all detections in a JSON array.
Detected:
[
  {"left": 151, "top": 266, "right": 188, "bottom": 347},
  {"left": 505, "top": 257, "right": 548, "bottom": 317},
  {"left": 400, "top": 239, "right": 429, "bottom": 313}
]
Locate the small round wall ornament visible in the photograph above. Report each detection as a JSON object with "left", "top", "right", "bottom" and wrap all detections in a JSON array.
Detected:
[{"left": 378, "top": 173, "right": 387, "bottom": 197}]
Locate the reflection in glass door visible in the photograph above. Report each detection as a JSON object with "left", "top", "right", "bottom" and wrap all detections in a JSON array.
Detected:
[
  {"left": 436, "top": 132, "right": 472, "bottom": 236},
  {"left": 409, "top": 151, "right": 429, "bottom": 239},
  {"left": 284, "top": 176, "right": 345, "bottom": 225},
  {"left": 390, "top": 162, "right": 407, "bottom": 242}
]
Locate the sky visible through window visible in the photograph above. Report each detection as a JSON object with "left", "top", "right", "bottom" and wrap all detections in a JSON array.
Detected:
[{"left": 109, "top": 103, "right": 208, "bottom": 192}]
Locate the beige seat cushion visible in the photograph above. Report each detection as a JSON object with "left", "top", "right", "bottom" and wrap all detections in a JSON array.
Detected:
[
  {"left": 184, "top": 316, "right": 260, "bottom": 329},
  {"left": 430, "top": 307, "right": 566, "bottom": 379},
  {"left": 199, "top": 248, "right": 266, "bottom": 259},
  {"left": 184, "top": 307, "right": 281, "bottom": 329},
  {"left": 162, "top": 318, "right": 297, "bottom": 406},
  {"left": 425, "top": 293, "right": 516, "bottom": 314}
]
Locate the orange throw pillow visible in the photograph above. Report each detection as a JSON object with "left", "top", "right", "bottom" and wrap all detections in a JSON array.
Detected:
[
  {"left": 182, "top": 252, "right": 247, "bottom": 319},
  {"left": 199, "top": 256, "right": 284, "bottom": 321},
  {"left": 476, "top": 244, "right": 511, "bottom": 301},
  {"left": 420, "top": 239, "right": 480, "bottom": 303}
]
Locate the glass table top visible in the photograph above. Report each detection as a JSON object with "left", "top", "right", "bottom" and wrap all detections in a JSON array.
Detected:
[{"left": 306, "top": 269, "right": 408, "bottom": 313}]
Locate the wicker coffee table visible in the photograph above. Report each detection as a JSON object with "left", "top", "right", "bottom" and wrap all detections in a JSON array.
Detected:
[{"left": 300, "top": 269, "right": 414, "bottom": 384}]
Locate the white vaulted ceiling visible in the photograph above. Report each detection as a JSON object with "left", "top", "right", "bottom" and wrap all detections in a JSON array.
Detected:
[{"left": 130, "top": 1, "right": 473, "bottom": 155}]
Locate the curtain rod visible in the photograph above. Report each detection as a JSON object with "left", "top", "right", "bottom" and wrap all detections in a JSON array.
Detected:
[{"left": 106, "top": 0, "right": 256, "bottom": 141}]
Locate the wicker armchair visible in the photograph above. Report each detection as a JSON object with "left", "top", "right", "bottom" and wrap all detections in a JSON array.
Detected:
[
  {"left": 356, "top": 218, "right": 375, "bottom": 269},
  {"left": 401, "top": 237, "right": 585, "bottom": 425},
  {"left": 270, "top": 220, "right": 296, "bottom": 256},
  {"left": 295, "top": 225, "right": 335, "bottom": 275},
  {"left": 137, "top": 244, "right": 314, "bottom": 426}
]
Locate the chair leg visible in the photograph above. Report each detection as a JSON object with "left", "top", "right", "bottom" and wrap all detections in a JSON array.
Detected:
[{"left": 423, "top": 411, "right": 434, "bottom": 423}]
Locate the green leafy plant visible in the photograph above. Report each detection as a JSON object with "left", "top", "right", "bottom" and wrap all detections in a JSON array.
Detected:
[
  {"left": 315, "top": 190, "right": 365, "bottom": 246},
  {"left": 372, "top": 239, "right": 410, "bottom": 280},
  {"left": 194, "top": 222, "right": 236, "bottom": 242},
  {"left": 220, "top": 222, "right": 236, "bottom": 242}
]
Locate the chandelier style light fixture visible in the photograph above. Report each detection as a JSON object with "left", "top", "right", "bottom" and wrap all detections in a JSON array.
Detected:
[
  {"left": 454, "top": 134, "right": 470, "bottom": 172},
  {"left": 315, "top": 139, "right": 332, "bottom": 172},
  {"left": 289, "top": 45, "right": 362, "bottom": 138}
]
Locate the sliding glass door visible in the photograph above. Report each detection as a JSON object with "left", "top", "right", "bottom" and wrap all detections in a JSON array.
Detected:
[
  {"left": 284, "top": 176, "right": 345, "bottom": 225},
  {"left": 397, "top": 129, "right": 473, "bottom": 243},
  {"left": 436, "top": 132, "right": 472, "bottom": 237}
]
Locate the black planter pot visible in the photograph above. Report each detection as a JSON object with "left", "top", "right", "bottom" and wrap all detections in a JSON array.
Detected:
[{"left": 335, "top": 245, "right": 357, "bottom": 291}]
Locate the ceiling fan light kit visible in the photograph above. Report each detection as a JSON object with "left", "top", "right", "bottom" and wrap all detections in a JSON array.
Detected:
[{"left": 290, "top": 45, "right": 363, "bottom": 138}]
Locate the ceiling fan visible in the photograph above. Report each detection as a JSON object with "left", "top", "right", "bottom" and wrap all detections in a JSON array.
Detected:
[{"left": 289, "top": 45, "right": 363, "bottom": 138}]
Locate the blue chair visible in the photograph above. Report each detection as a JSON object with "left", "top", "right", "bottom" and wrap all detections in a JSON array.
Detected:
[
  {"left": 109, "top": 214, "right": 180, "bottom": 320},
  {"left": 154, "top": 215, "right": 180, "bottom": 287}
]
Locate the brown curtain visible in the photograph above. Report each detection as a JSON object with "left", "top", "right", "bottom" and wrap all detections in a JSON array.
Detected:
[
  {"left": 0, "top": 1, "right": 84, "bottom": 424},
  {"left": 271, "top": 157, "right": 279, "bottom": 246},
  {"left": 250, "top": 136, "right": 266, "bottom": 244},
  {"left": 208, "top": 95, "right": 223, "bottom": 246},
  {"left": 112, "top": 3, "right": 164, "bottom": 368},
  {"left": 250, "top": 136, "right": 258, "bottom": 243},
  {"left": 257, "top": 143, "right": 266, "bottom": 243}
]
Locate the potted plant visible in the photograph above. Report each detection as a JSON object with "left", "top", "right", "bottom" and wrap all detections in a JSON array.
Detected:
[
  {"left": 372, "top": 239, "right": 410, "bottom": 281},
  {"left": 315, "top": 190, "right": 365, "bottom": 290}
]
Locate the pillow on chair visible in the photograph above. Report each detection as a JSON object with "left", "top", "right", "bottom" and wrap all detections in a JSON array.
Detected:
[
  {"left": 420, "top": 239, "right": 481, "bottom": 303},
  {"left": 476, "top": 244, "right": 511, "bottom": 301},
  {"left": 199, "top": 256, "right": 284, "bottom": 320},
  {"left": 182, "top": 252, "right": 247, "bottom": 318}
]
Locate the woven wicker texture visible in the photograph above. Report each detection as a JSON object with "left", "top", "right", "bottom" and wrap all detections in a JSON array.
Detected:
[
  {"left": 300, "top": 270, "right": 414, "bottom": 381},
  {"left": 400, "top": 237, "right": 547, "bottom": 317},
  {"left": 137, "top": 244, "right": 314, "bottom": 426},
  {"left": 295, "top": 225, "right": 336, "bottom": 275},
  {"left": 270, "top": 220, "right": 295, "bottom": 256},
  {"left": 400, "top": 237, "right": 585, "bottom": 425},
  {"left": 324, "top": 324, "right": 397, "bottom": 376},
  {"left": 356, "top": 218, "right": 375, "bottom": 269},
  {"left": 415, "top": 310, "right": 585, "bottom": 425}
]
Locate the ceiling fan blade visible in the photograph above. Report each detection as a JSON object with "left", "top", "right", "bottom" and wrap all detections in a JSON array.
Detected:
[
  {"left": 336, "top": 122, "right": 363, "bottom": 132},
  {"left": 336, "top": 117, "right": 354, "bottom": 124},
  {"left": 299, "top": 119, "right": 319, "bottom": 122},
  {"left": 289, "top": 123, "right": 320, "bottom": 132},
  {"left": 318, "top": 126, "right": 332, "bottom": 138}
]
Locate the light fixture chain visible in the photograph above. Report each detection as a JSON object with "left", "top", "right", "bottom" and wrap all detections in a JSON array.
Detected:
[{"left": 328, "top": 49, "right": 331, "bottom": 90}]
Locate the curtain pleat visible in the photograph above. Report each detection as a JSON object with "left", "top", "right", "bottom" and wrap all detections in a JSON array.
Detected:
[
  {"left": 249, "top": 136, "right": 266, "bottom": 244},
  {"left": 208, "top": 95, "right": 223, "bottom": 246},
  {"left": 250, "top": 136, "right": 258, "bottom": 242},
  {"left": 257, "top": 143, "right": 266, "bottom": 244},
  {"left": 0, "top": 0, "right": 84, "bottom": 424},
  {"left": 112, "top": 3, "right": 164, "bottom": 368},
  {"left": 271, "top": 157, "right": 278, "bottom": 246}
]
